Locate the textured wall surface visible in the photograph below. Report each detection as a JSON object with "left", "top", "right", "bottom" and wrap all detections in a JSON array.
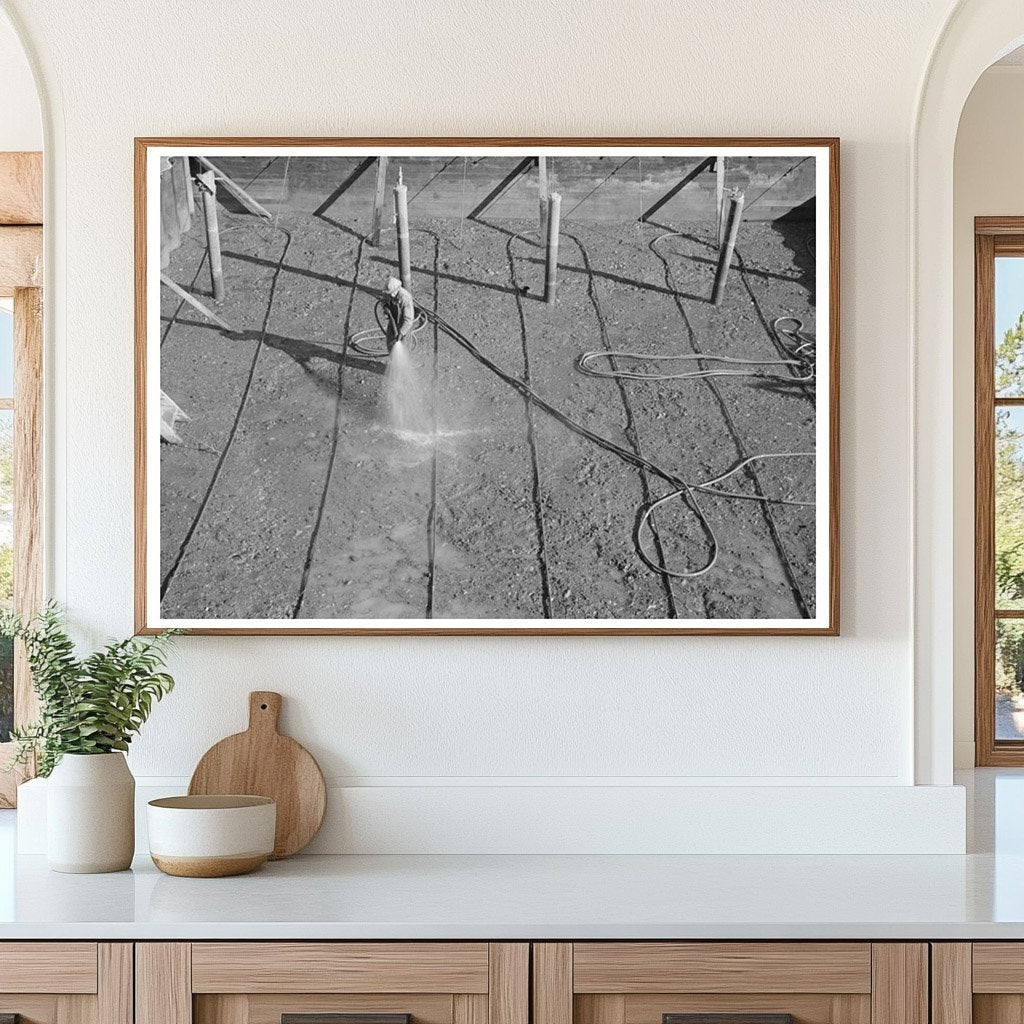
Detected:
[{"left": 0, "top": 0, "right": 966, "bottom": 815}]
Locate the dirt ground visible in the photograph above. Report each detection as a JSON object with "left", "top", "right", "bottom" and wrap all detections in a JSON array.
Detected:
[{"left": 158, "top": 157, "right": 818, "bottom": 622}]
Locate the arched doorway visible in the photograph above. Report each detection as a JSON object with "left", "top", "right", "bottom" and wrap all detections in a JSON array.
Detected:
[{"left": 914, "top": 1, "right": 1024, "bottom": 785}]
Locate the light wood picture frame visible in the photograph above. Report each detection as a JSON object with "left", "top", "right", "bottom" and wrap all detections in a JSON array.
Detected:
[{"left": 135, "top": 137, "right": 839, "bottom": 636}]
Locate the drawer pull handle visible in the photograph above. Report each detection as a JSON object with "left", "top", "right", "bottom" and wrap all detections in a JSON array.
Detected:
[
  {"left": 664, "top": 1016, "right": 795, "bottom": 1024},
  {"left": 283, "top": 1015, "right": 411, "bottom": 1024}
]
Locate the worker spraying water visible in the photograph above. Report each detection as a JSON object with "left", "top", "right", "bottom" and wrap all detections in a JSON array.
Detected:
[
  {"left": 384, "top": 275, "right": 415, "bottom": 353},
  {"left": 382, "top": 275, "right": 429, "bottom": 437},
  {"left": 382, "top": 165, "right": 427, "bottom": 436}
]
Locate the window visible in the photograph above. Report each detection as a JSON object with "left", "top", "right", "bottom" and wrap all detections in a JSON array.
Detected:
[
  {"left": 0, "top": 303, "right": 12, "bottom": 745},
  {"left": 975, "top": 219, "right": 1024, "bottom": 764},
  {"left": 0, "top": 151, "right": 42, "bottom": 806}
]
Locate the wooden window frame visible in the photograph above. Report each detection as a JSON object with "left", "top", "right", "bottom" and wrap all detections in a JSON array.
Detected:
[{"left": 0, "top": 151, "right": 43, "bottom": 806}]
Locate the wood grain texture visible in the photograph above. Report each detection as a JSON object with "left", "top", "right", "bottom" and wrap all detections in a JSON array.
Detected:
[
  {"left": 151, "top": 853, "right": 269, "bottom": 877},
  {"left": 977, "top": 217, "right": 1024, "bottom": 236},
  {"left": 0, "top": 153, "right": 42, "bottom": 225},
  {"left": 134, "top": 135, "right": 840, "bottom": 637},
  {"left": 136, "top": 943, "right": 192, "bottom": 1024},
  {"left": 191, "top": 943, "right": 489, "bottom": 994},
  {"left": 243, "top": 995, "right": 450, "bottom": 1024},
  {"left": 869, "top": 945, "right": 927, "bottom": 1024},
  {"left": 197, "top": 995, "right": 248, "bottom": 1024},
  {"left": 188, "top": 691, "right": 326, "bottom": 858},
  {"left": 976, "top": 229, "right": 998, "bottom": 765},
  {"left": 0, "top": 288, "right": 45, "bottom": 806},
  {"left": 0, "top": 226, "right": 42, "bottom": 294},
  {"left": 454, "top": 995, "right": 487, "bottom": 1024},
  {"left": 0, "top": 998, "right": 58, "bottom": 1024},
  {"left": 14, "top": 286, "right": 43, "bottom": 726},
  {"left": 98, "top": 945, "right": 133, "bottom": 1024},
  {"left": 931, "top": 945, "right": 971, "bottom": 1024},
  {"left": 663, "top": 1016, "right": 792, "bottom": 1024},
  {"left": 993, "top": 236, "right": 1024, "bottom": 256},
  {"left": 577, "top": 996, "right": 626, "bottom": 1024},
  {"left": 573, "top": 943, "right": 871, "bottom": 994},
  {"left": 282, "top": 1016, "right": 410, "bottom": 1024},
  {"left": 57, "top": 993, "right": 96, "bottom": 1024},
  {"left": 973, "top": 224, "right": 1024, "bottom": 765},
  {"left": 534, "top": 945, "right": 572, "bottom": 1024},
  {"left": 624, "top": 995, "right": 859, "bottom": 1024},
  {"left": 0, "top": 943, "right": 97, "bottom": 993},
  {"left": 971, "top": 944, "right": 1024, "bottom": 992},
  {"left": 974, "top": 995, "right": 1024, "bottom": 1024},
  {"left": 488, "top": 944, "right": 528, "bottom": 1024}
]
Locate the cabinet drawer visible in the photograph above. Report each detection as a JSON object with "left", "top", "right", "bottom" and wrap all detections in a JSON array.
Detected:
[
  {"left": 0, "top": 943, "right": 130, "bottom": 1024},
  {"left": 936, "top": 942, "right": 1024, "bottom": 1024},
  {"left": 0, "top": 942, "right": 99, "bottom": 994},
  {"left": 571, "top": 944, "right": 872, "bottom": 994},
  {"left": 191, "top": 943, "right": 491, "bottom": 994},
  {"left": 140, "top": 943, "right": 529, "bottom": 1024},
  {"left": 534, "top": 944, "right": 925, "bottom": 1024}
]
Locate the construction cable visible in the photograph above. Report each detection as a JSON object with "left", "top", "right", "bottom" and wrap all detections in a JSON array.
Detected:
[
  {"left": 642, "top": 229, "right": 812, "bottom": 610},
  {"left": 419, "top": 305, "right": 813, "bottom": 580},
  {"left": 578, "top": 318, "right": 814, "bottom": 383},
  {"left": 343, "top": 228, "right": 815, "bottom": 584}
]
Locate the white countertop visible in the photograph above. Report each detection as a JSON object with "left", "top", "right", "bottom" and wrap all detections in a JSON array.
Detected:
[
  {"left": 0, "top": 849, "right": 1022, "bottom": 940},
  {"left": 1, "top": 769, "right": 1022, "bottom": 941}
]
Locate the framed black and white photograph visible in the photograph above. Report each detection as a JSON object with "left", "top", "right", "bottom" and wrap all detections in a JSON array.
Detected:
[{"left": 135, "top": 137, "right": 839, "bottom": 635}]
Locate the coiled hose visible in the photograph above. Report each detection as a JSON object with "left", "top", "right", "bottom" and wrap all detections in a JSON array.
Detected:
[
  {"left": 419, "top": 306, "right": 813, "bottom": 580},
  {"left": 346, "top": 288, "right": 814, "bottom": 581},
  {"left": 577, "top": 315, "right": 815, "bottom": 384},
  {"left": 348, "top": 299, "right": 428, "bottom": 356}
]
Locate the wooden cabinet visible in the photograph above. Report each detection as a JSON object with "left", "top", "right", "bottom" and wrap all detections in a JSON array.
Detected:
[
  {"left": 0, "top": 938, "right": 952, "bottom": 1024},
  {"left": 932, "top": 943, "right": 1024, "bottom": 1024},
  {"left": 532, "top": 944, "right": 928, "bottom": 1024},
  {"left": 136, "top": 944, "right": 528, "bottom": 1024},
  {"left": 0, "top": 943, "right": 131, "bottom": 1024}
]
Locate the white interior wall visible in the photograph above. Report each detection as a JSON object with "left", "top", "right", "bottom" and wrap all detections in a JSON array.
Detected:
[
  {"left": 952, "top": 65, "right": 1024, "bottom": 767},
  {"left": 0, "top": 0, "right": 979, "bottom": 852},
  {"left": 0, "top": 12, "right": 39, "bottom": 152}
]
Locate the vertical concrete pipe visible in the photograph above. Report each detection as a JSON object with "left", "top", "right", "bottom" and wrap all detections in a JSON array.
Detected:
[
  {"left": 544, "top": 191, "right": 562, "bottom": 305},
  {"left": 394, "top": 168, "right": 412, "bottom": 293},
  {"left": 712, "top": 188, "right": 745, "bottom": 307}
]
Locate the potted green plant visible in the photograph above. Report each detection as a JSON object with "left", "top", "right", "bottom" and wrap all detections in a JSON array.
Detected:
[{"left": 2, "top": 603, "right": 178, "bottom": 873}]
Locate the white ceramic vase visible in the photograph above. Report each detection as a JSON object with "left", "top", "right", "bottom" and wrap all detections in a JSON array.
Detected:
[{"left": 46, "top": 752, "right": 135, "bottom": 873}]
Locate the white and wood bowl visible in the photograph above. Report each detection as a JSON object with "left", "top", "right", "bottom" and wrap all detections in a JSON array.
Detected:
[{"left": 147, "top": 795, "right": 276, "bottom": 877}]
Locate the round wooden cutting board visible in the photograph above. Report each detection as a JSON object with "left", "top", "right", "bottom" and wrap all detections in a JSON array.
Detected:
[{"left": 188, "top": 691, "right": 327, "bottom": 859}]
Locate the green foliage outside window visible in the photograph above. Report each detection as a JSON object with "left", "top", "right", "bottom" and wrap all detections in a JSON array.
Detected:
[{"left": 996, "top": 312, "right": 1024, "bottom": 694}]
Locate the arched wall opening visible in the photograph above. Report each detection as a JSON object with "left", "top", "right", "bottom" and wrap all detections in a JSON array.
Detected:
[
  {"left": 952, "top": 49, "right": 1024, "bottom": 768},
  {"left": 914, "top": 1, "right": 1024, "bottom": 785}
]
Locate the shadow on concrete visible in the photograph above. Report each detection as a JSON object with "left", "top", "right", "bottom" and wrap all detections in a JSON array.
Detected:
[{"left": 773, "top": 197, "right": 816, "bottom": 295}]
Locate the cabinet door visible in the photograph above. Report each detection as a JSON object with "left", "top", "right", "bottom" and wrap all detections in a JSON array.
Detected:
[
  {"left": 943, "top": 943, "right": 1024, "bottom": 1024},
  {"left": 0, "top": 943, "right": 131, "bottom": 1024},
  {"left": 137, "top": 943, "right": 528, "bottom": 1024},
  {"left": 533, "top": 944, "right": 928, "bottom": 1024}
]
